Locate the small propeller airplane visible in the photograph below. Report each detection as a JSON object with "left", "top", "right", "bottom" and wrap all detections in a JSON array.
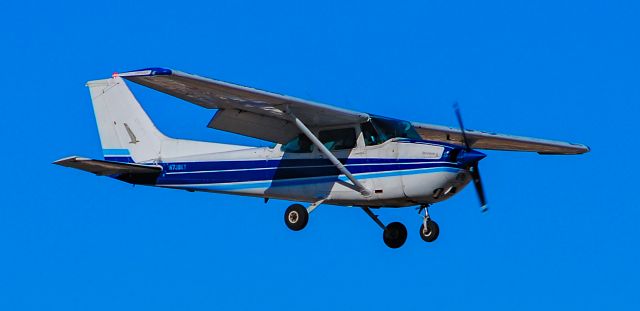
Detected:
[{"left": 54, "top": 68, "right": 589, "bottom": 248}]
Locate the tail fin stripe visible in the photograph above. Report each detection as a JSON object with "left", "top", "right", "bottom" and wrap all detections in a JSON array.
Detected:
[
  {"left": 103, "top": 149, "right": 131, "bottom": 156},
  {"left": 104, "top": 156, "right": 135, "bottom": 163}
]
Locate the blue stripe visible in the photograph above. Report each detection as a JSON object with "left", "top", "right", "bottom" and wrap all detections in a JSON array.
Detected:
[
  {"left": 104, "top": 156, "right": 135, "bottom": 163},
  {"left": 156, "top": 162, "right": 461, "bottom": 186},
  {"left": 103, "top": 149, "right": 130, "bottom": 156},
  {"left": 160, "top": 158, "right": 446, "bottom": 173},
  {"left": 169, "top": 167, "right": 462, "bottom": 191}
]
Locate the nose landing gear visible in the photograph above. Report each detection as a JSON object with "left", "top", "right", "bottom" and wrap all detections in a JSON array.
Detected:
[
  {"left": 419, "top": 220, "right": 440, "bottom": 242},
  {"left": 418, "top": 205, "right": 439, "bottom": 243}
]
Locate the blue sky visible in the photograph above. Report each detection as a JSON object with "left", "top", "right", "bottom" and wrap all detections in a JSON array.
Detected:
[{"left": 1, "top": 0, "right": 638, "bottom": 310}]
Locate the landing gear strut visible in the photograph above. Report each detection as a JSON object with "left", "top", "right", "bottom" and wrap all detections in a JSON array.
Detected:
[
  {"left": 361, "top": 207, "right": 408, "bottom": 248},
  {"left": 418, "top": 205, "right": 439, "bottom": 242}
]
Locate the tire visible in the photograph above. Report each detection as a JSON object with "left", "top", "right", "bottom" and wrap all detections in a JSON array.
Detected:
[
  {"left": 383, "top": 222, "right": 408, "bottom": 248},
  {"left": 419, "top": 220, "right": 439, "bottom": 242},
  {"left": 284, "top": 204, "right": 309, "bottom": 231}
]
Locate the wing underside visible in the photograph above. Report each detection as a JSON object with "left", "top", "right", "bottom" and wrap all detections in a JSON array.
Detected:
[
  {"left": 412, "top": 122, "right": 589, "bottom": 154},
  {"left": 116, "top": 67, "right": 588, "bottom": 154}
]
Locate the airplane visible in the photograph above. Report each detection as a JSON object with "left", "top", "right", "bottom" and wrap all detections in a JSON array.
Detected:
[{"left": 54, "top": 68, "right": 589, "bottom": 248}]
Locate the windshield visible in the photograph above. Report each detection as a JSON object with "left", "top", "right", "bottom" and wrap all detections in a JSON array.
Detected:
[{"left": 364, "top": 116, "right": 420, "bottom": 144}]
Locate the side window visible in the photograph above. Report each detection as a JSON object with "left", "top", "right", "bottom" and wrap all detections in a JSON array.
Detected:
[
  {"left": 281, "top": 134, "right": 313, "bottom": 153},
  {"left": 319, "top": 128, "right": 356, "bottom": 150},
  {"left": 361, "top": 122, "right": 381, "bottom": 146}
]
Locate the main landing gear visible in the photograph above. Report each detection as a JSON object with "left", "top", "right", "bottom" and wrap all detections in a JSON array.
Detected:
[
  {"left": 284, "top": 204, "right": 308, "bottom": 231},
  {"left": 360, "top": 207, "right": 409, "bottom": 248},
  {"left": 284, "top": 199, "right": 324, "bottom": 231},
  {"left": 383, "top": 222, "right": 408, "bottom": 248}
]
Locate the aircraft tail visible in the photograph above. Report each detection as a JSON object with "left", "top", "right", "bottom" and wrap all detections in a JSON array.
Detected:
[{"left": 87, "top": 76, "right": 167, "bottom": 163}]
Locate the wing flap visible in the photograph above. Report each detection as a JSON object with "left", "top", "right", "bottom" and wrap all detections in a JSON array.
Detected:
[
  {"left": 208, "top": 109, "right": 299, "bottom": 143},
  {"left": 53, "top": 156, "right": 162, "bottom": 176},
  {"left": 413, "top": 122, "right": 590, "bottom": 154}
]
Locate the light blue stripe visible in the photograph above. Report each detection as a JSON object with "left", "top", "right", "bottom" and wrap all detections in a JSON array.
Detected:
[
  {"left": 171, "top": 166, "right": 462, "bottom": 191},
  {"left": 103, "top": 148, "right": 130, "bottom": 155},
  {"left": 358, "top": 166, "right": 460, "bottom": 179}
]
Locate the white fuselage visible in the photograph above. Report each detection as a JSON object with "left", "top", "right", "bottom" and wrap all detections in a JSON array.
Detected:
[{"left": 151, "top": 138, "right": 472, "bottom": 207}]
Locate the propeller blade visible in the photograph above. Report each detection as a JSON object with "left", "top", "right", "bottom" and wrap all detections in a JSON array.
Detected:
[
  {"left": 453, "top": 102, "right": 471, "bottom": 151},
  {"left": 453, "top": 103, "right": 488, "bottom": 212},
  {"left": 470, "top": 164, "right": 488, "bottom": 212}
]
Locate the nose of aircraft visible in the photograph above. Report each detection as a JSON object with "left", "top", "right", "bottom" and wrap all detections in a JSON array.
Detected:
[{"left": 457, "top": 148, "right": 486, "bottom": 166}]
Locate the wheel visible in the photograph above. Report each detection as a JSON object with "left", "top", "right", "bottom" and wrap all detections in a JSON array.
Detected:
[
  {"left": 383, "top": 222, "right": 407, "bottom": 248},
  {"left": 284, "top": 204, "right": 309, "bottom": 231},
  {"left": 419, "top": 220, "right": 440, "bottom": 242}
]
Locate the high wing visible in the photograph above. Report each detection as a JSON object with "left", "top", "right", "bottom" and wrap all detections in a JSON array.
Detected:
[
  {"left": 412, "top": 123, "right": 589, "bottom": 154},
  {"left": 118, "top": 67, "right": 588, "bottom": 154},
  {"left": 119, "top": 68, "right": 369, "bottom": 143},
  {"left": 53, "top": 156, "right": 162, "bottom": 176}
]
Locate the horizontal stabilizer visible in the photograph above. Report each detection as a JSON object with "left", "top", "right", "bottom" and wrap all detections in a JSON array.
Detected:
[{"left": 53, "top": 156, "right": 162, "bottom": 176}]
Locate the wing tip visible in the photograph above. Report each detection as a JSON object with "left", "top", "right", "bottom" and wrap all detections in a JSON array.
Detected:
[
  {"left": 567, "top": 142, "right": 591, "bottom": 154},
  {"left": 537, "top": 143, "right": 590, "bottom": 155},
  {"left": 53, "top": 156, "right": 82, "bottom": 165}
]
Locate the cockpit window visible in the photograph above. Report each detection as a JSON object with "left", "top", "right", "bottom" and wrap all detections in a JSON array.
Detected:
[
  {"left": 281, "top": 134, "right": 313, "bottom": 153},
  {"left": 361, "top": 116, "right": 421, "bottom": 145},
  {"left": 372, "top": 116, "right": 421, "bottom": 141},
  {"left": 319, "top": 128, "right": 356, "bottom": 150}
]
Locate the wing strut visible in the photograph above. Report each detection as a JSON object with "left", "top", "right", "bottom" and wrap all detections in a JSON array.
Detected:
[{"left": 290, "top": 114, "right": 372, "bottom": 197}]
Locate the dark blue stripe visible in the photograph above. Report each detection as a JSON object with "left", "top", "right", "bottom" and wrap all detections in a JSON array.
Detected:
[
  {"left": 156, "top": 162, "right": 460, "bottom": 185},
  {"left": 104, "top": 156, "right": 135, "bottom": 163},
  {"left": 159, "top": 158, "right": 445, "bottom": 173}
]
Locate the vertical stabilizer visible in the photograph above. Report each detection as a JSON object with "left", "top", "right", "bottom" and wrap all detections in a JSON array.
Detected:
[{"left": 87, "top": 77, "right": 167, "bottom": 163}]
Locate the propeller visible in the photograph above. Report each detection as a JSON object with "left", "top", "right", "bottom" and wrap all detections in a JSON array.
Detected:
[{"left": 453, "top": 102, "right": 488, "bottom": 212}]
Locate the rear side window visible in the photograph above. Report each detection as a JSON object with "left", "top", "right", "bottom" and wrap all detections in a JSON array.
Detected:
[
  {"left": 319, "top": 128, "right": 356, "bottom": 150},
  {"left": 281, "top": 134, "right": 313, "bottom": 153}
]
